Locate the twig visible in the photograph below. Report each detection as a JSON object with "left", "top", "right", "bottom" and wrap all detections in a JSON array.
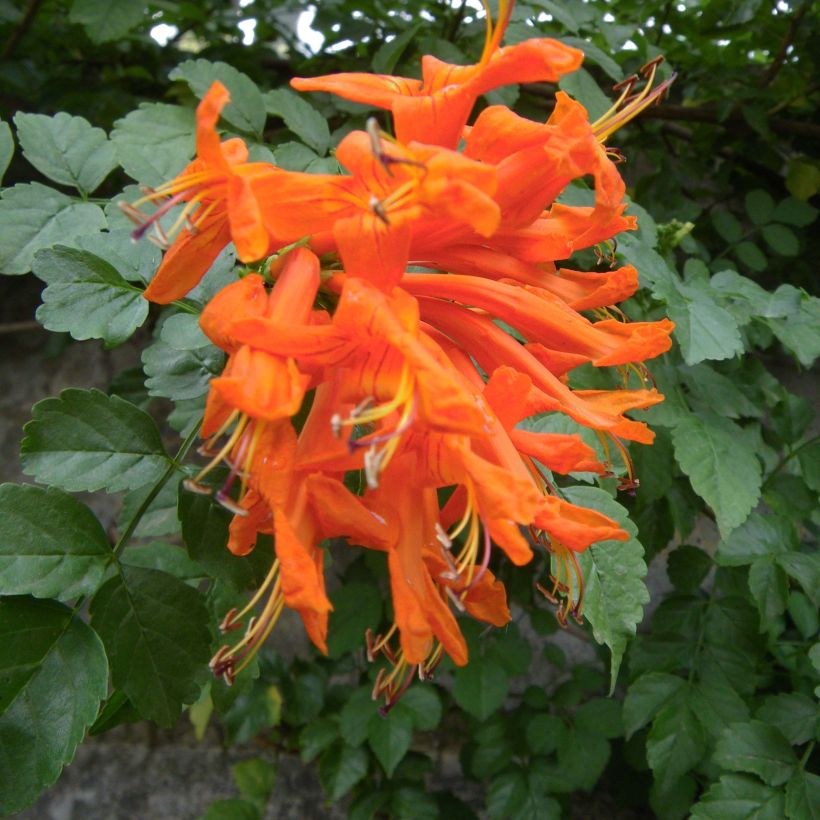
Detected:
[
  {"left": 0, "top": 0, "right": 45, "bottom": 61},
  {"left": 760, "top": 1, "right": 809, "bottom": 88},
  {"left": 0, "top": 320, "right": 43, "bottom": 335}
]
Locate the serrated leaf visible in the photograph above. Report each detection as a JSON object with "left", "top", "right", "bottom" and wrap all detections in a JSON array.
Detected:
[
  {"left": 690, "top": 680, "right": 750, "bottom": 741},
  {"left": 318, "top": 742, "right": 369, "bottom": 801},
  {"left": 777, "top": 552, "right": 820, "bottom": 607},
  {"left": 21, "top": 388, "right": 171, "bottom": 493},
  {"left": 766, "top": 291, "right": 820, "bottom": 367},
  {"left": 623, "top": 672, "right": 686, "bottom": 738},
  {"left": 0, "top": 484, "right": 112, "bottom": 600},
  {"left": 33, "top": 245, "right": 148, "bottom": 345},
  {"left": 692, "top": 774, "right": 786, "bottom": 820},
  {"left": 714, "top": 721, "right": 797, "bottom": 787},
  {"left": 266, "top": 88, "right": 330, "bottom": 155},
  {"left": 786, "top": 770, "right": 820, "bottom": 820},
  {"left": 748, "top": 558, "right": 789, "bottom": 623},
  {"left": 757, "top": 693, "right": 819, "bottom": 746},
  {"left": 69, "top": 0, "right": 146, "bottom": 43},
  {"left": 13, "top": 111, "right": 117, "bottom": 194},
  {"left": 672, "top": 413, "right": 762, "bottom": 537},
  {"left": 453, "top": 657, "right": 510, "bottom": 720},
  {"left": 143, "top": 315, "right": 224, "bottom": 402},
  {"left": 0, "top": 597, "right": 108, "bottom": 815},
  {"left": 90, "top": 564, "right": 210, "bottom": 726},
  {"left": 300, "top": 717, "right": 339, "bottom": 762},
  {"left": 120, "top": 541, "right": 206, "bottom": 583},
  {"left": 395, "top": 685, "right": 442, "bottom": 732},
  {"left": 762, "top": 223, "right": 799, "bottom": 256},
  {"left": 170, "top": 60, "right": 265, "bottom": 138},
  {"left": 368, "top": 707, "right": 413, "bottom": 776},
  {"left": 111, "top": 103, "right": 195, "bottom": 186},
  {"left": 561, "top": 486, "right": 648, "bottom": 690},
  {"left": 525, "top": 712, "right": 563, "bottom": 755},
  {"left": 646, "top": 699, "right": 707, "bottom": 790},
  {"left": 0, "top": 182, "right": 105, "bottom": 274},
  {"left": 717, "top": 512, "right": 795, "bottom": 566},
  {"left": 118, "top": 476, "right": 183, "bottom": 539},
  {"left": 339, "top": 687, "right": 380, "bottom": 747},
  {"left": 75, "top": 229, "right": 162, "bottom": 284},
  {"left": 0, "top": 120, "right": 14, "bottom": 184}
]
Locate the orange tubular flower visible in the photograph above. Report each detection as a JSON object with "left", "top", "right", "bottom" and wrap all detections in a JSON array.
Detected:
[
  {"left": 128, "top": 82, "right": 281, "bottom": 304},
  {"left": 291, "top": 1, "right": 582, "bottom": 149}
]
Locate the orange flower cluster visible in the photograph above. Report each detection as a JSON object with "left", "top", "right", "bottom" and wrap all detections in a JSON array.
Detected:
[{"left": 129, "top": 3, "right": 674, "bottom": 706}]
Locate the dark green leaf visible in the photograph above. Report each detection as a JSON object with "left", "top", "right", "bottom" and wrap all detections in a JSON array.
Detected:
[
  {"left": 562, "top": 36, "right": 623, "bottom": 79},
  {"left": 118, "top": 476, "right": 183, "bottom": 539},
  {"left": 0, "top": 120, "right": 13, "bottom": 184},
  {"left": 766, "top": 292, "right": 820, "bottom": 367},
  {"left": 667, "top": 544, "right": 712, "bottom": 591},
  {"left": 120, "top": 541, "right": 206, "bottom": 583},
  {"left": 367, "top": 707, "right": 413, "bottom": 776},
  {"left": 339, "top": 687, "right": 380, "bottom": 747},
  {"left": 318, "top": 742, "right": 369, "bottom": 801},
  {"left": 69, "top": 0, "right": 146, "bottom": 42},
  {"left": 0, "top": 182, "right": 105, "bottom": 274},
  {"left": 0, "top": 483, "right": 112, "bottom": 600},
  {"left": 756, "top": 693, "right": 819, "bottom": 746},
  {"left": 672, "top": 413, "right": 762, "bottom": 537},
  {"left": 713, "top": 211, "right": 743, "bottom": 243},
  {"left": 300, "top": 717, "right": 339, "bottom": 762},
  {"left": 762, "top": 223, "right": 799, "bottom": 256},
  {"left": 200, "top": 798, "right": 260, "bottom": 820},
  {"left": 90, "top": 564, "right": 211, "bottom": 726},
  {"left": 88, "top": 690, "right": 140, "bottom": 736},
  {"left": 398, "top": 685, "right": 442, "bottom": 731},
  {"left": 717, "top": 512, "right": 796, "bottom": 566},
  {"left": 453, "top": 657, "right": 510, "bottom": 720},
  {"left": 558, "top": 67, "right": 610, "bottom": 120},
  {"left": 13, "top": 111, "right": 117, "bottom": 193},
  {"left": 486, "top": 769, "right": 528, "bottom": 819},
  {"left": 574, "top": 697, "right": 623, "bottom": 739},
  {"left": 218, "top": 683, "right": 281, "bottom": 745},
  {"left": 231, "top": 757, "right": 276, "bottom": 805},
  {"left": 748, "top": 558, "right": 789, "bottom": 623},
  {"left": 265, "top": 88, "right": 330, "bottom": 155},
  {"left": 777, "top": 552, "right": 820, "bottom": 607},
  {"left": 111, "top": 103, "right": 195, "bottom": 186},
  {"left": 371, "top": 25, "right": 421, "bottom": 74},
  {"left": 0, "top": 597, "right": 107, "bottom": 815},
  {"left": 326, "top": 581, "right": 382, "bottom": 659},
  {"left": 170, "top": 60, "right": 266, "bottom": 138},
  {"left": 714, "top": 721, "right": 797, "bottom": 787},
  {"left": 772, "top": 197, "right": 817, "bottom": 228},
  {"left": 689, "top": 680, "right": 749, "bottom": 741},
  {"left": 745, "top": 190, "right": 775, "bottom": 226},
  {"left": 691, "top": 774, "right": 786, "bottom": 820},
  {"left": 623, "top": 672, "right": 686, "bottom": 738},
  {"left": 21, "top": 388, "right": 171, "bottom": 493},
  {"left": 787, "top": 591, "right": 818, "bottom": 639},
  {"left": 33, "top": 245, "right": 148, "bottom": 345},
  {"left": 562, "top": 486, "right": 648, "bottom": 689},
  {"left": 785, "top": 770, "right": 820, "bottom": 820},
  {"left": 646, "top": 699, "right": 707, "bottom": 790},
  {"left": 524, "top": 712, "right": 563, "bottom": 755},
  {"left": 734, "top": 241, "right": 767, "bottom": 273}
]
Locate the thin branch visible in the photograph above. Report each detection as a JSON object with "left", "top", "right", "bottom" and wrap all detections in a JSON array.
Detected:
[
  {"left": 0, "top": 0, "right": 45, "bottom": 61},
  {"left": 760, "top": 1, "right": 809, "bottom": 88}
]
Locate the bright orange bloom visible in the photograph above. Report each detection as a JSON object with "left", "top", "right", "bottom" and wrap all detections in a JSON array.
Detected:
[{"left": 291, "top": 2, "right": 582, "bottom": 149}]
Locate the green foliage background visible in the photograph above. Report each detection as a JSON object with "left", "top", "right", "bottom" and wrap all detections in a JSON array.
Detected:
[{"left": 0, "top": 1, "right": 817, "bottom": 818}]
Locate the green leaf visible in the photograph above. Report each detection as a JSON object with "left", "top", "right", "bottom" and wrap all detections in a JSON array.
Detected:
[
  {"left": 0, "top": 597, "right": 107, "bottom": 815},
  {"left": 218, "top": 683, "right": 281, "bottom": 745},
  {"left": 300, "top": 717, "right": 339, "bottom": 762},
  {"left": 368, "top": 707, "right": 413, "bottom": 776},
  {"left": 396, "top": 685, "right": 442, "bottom": 732},
  {"left": 489, "top": 764, "right": 562, "bottom": 819},
  {"left": 756, "top": 693, "right": 819, "bottom": 746},
  {"left": 266, "top": 88, "right": 330, "bottom": 155},
  {"left": 75, "top": 229, "right": 162, "bottom": 285},
  {"left": 623, "top": 672, "right": 686, "bottom": 738},
  {"left": 666, "top": 544, "right": 713, "bottom": 592},
  {"left": 88, "top": 689, "right": 140, "bottom": 736},
  {"left": 574, "top": 697, "right": 623, "bottom": 739},
  {"left": 339, "top": 686, "right": 380, "bottom": 747},
  {"left": 691, "top": 774, "right": 786, "bottom": 820},
  {"left": 672, "top": 413, "right": 762, "bottom": 537},
  {"left": 0, "top": 484, "right": 112, "bottom": 600},
  {"left": 13, "top": 111, "right": 117, "bottom": 194},
  {"left": 231, "top": 757, "right": 276, "bottom": 805},
  {"left": 561, "top": 36, "right": 623, "bottom": 80},
  {"left": 713, "top": 211, "right": 743, "bottom": 243},
  {"left": 690, "top": 680, "right": 750, "bottom": 741},
  {"left": 748, "top": 559, "right": 789, "bottom": 623},
  {"left": 562, "top": 486, "right": 649, "bottom": 690},
  {"left": 714, "top": 721, "right": 797, "bottom": 787},
  {"left": 33, "top": 245, "right": 148, "bottom": 345},
  {"left": 121, "top": 541, "right": 207, "bottom": 583},
  {"left": 0, "top": 120, "right": 15, "bottom": 184},
  {"left": 772, "top": 197, "right": 817, "bottom": 228},
  {"left": 372, "top": 25, "right": 421, "bottom": 74},
  {"left": 680, "top": 364, "right": 761, "bottom": 419},
  {"left": 21, "top": 388, "right": 171, "bottom": 493},
  {"left": 111, "top": 103, "right": 195, "bottom": 186},
  {"left": 717, "top": 512, "right": 796, "bottom": 566},
  {"left": 0, "top": 182, "right": 105, "bottom": 275},
  {"left": 453, "top": 656, "right": 510, "bottom": 720},
  {"left": 558, "top": 67, "right": 611, "bottom": 120},
  {"left": 170, "top": 60, "right": 266, "bottom": 138},
  {"left": 762, "top": 223, "right": 799, "bottom": 256},
  {"left": 143, "top": 315, "right": 224, "bottom": 402},
  {"left": 318, "top": 742, "right": 369, "bottom": 801},
  {"left": 69, "top": 0, "right": 146, "bottom": 42},
  {"left": 525, "top": 712, "right": 563, "bottom": 755},
  {"left": 745, "top": 190, "right": 775, "bottom": 225},
  {"left": 734, "top": 241, "right": 768, "bottom": 273},
  {"left": 200, "top": 798, "right": 260, "bottom": 820},
  {"left": 646, "top": 699, "right": 708, "bottom": 791},
  {"left": 798, "top": 440, "right": 820, "bottom": 492},
  {"left": 766, "top": 291, "right": 820, "bottom": 367},
  {"left": 785, "top": 770, "right": 820, "bottom": 820},
  {"left": 118, "top": 476, "right": 183, "bottom": 539},
  {"left": 90, "top": 564, "right": 211, "bottom": 726},
  {"left": 486, "top": 769, "right": 528, "bottom": 819},
  {"left": 326, "top": 580, "right": 382, "bottom": 659},
  {"left": 553, "top": 727, "right": 611, "bottom": 792}
]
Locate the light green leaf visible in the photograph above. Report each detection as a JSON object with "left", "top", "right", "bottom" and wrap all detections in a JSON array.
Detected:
[
  {"left": 170, "top": 60, "right": 266, "bottom": 138},
  {"left": 0, "top": 484, "right": 112, "bottom": 600},
  {"left": 33, "top": 245, "right": 147, "bottom": 345},
  {"left": 0, "top": 597, "right": 108, "bottom": 815},
  {"left": 756, "top": 693, "right": 819, "bottom": 746},
  {"left": 118, "top": 476, "right": 183, "bottom": 539},
  {"left": 367, "top": 707, "right": 413, "bottom": 776},
  {"left": 785, "top": 770, "right": 820, "bottom": 820},
  {"left": 714, "top": 721, "right": 797, "bottom": 787},
  {"left": 646, "top": 699, "right": 707, "bottom": 790},
  {"left": 75, "top": 229, "right": 162, "bottom": 284},
  {"left": 453, "top": 656, "right": 510, "bottom": 720},
  {"left": 766, "top": 291, "right": 820, "bottom": 367},
  {"left": 558, "top": 67, "right": 611, "bottom": 120},
  {"left": 111, "top": 103, "right": 195, "bottom": 186},
  {"left": 623, "top": 672, "right": 686, "bottom": 738},
  {"left": 0, "top": 182, "right": 105, "bottom": 275},
  {"left": 561, "top": 36, "right": 623, "bottom": 80},
  {"left": 672, "top": 413, "right": 762, "bottom": 537},
  {"left": 69, "top": 0, "right": 146, "bottom": 42},
  {"left": 318, "top": 742, "right": 369, "bottom": 801},
  {"left": 120, "top": 541, "right": 206, "bottom": 583},
  {"left": 21, "top": 388, "right": 171, "bottom": 493},
  {"left": 143, "top": 314, "right": 224, "bottom": 402},
  {"left": 0, "top": 120, "right": 14, "bottom": 184},
  {"left": 762, "top": 223, "right": 799, "bottom": 256},
  {"left": 232, "top": 757, "right": 276, "bottom": 806},
  {"left": 200, "top": 798, "right": 260, "bottom": 820},
  {"left": 692, "top": 774, "right": 786, "bottom": 820},
  {"left": 777, "top": 552, "right": 820, "bottom": 607},
  {"left": 266, "top": 88, "right": 330, "bottom": 155},
  {"left": 562, "top": 486, "right": 649, "bottom": 690},
  {"left": 13, "top": 111, "right": 117, "bottom": 194},
  {"left": 90, "top": 564, "right": 211, "bottom": 726}
]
